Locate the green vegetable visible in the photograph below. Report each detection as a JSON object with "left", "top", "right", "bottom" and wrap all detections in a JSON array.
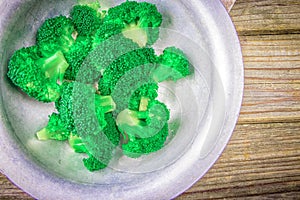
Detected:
[
  {"left": 7, "top": 1, "right": 193, "bottom": 172},
  {"left": 128, "top": 83, "right": 158, "bottom": 111},
  {"left": 83, "top": 154, "right": 107, "bottom": 171},
  {"left": 69, "top": 112, "right": 121, "bottom": 172},
  {"left": 117, "top": 100, "right": 170, "bottom": 157},
  {"left": 56, "top": 82, "right": 116, "bottom": 135},
  {"left": 98, "top": 47, "right": 157, "bottom": 96},
  {"left": 70, "top": 3, "right": 104, "bottom": 36},
  {"left": 7, "top": 46, "right": 68, "bottom": 102},
  {"left": 36, "top": 15, "right": 75, "bottom": 57},
  {"left": 64, "top": 36, "right": 93, "bottom": 81},
  {"left": 103, "top": 1, "right": 162, "bottom": 46},
  {"left": 152, "top": 47, "right": 192, "bottom": 82},
  {"left": 36, "top": 113, "right": 70, "bottom": 141}
]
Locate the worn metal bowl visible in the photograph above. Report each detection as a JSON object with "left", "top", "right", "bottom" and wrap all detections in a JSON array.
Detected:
[{"left": 0, "top": 0, "right": 243, "bottom": 199}]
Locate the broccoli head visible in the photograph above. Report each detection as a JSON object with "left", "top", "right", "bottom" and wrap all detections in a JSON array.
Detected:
[
  {"left": 68, "top": 112, "right": 121, "bottom": 171},
  {"left": 83, "top": 154, "right": 107, "bottom": 171},
  {"left": 7, "top": 46, "right": 68, "bottom": 102},
  {"left": 64, "top": 36, "right": 93, "bottom": 81},
  {"left": 117, "top": 100, "right": 170, "bottom": 157},
  {"left": 36, "top": 113, "right": 70, "bottom": 141},
  {"left": 36, "top": 15, "right": 75, "bottom": 57},
  {"left": 128, "top": 83, "right": 158, "bottom": 111},
  {"left": 103, "top": 1, "right": 162, "bottom": 46},
  {"left": 57, "top": 82, "right": 116, "bottom": 135},
  {"left": 92, "top": 22, "right": 124, "bottom": 48},
  {"left": 98, "top": 47, "right": 157, "bottom": 96},
  {"left": 152, "top": 47, "right": 192, "bottom": 82},
  {"left": 70, "top": 3, "right": 104, "bottom": 36}
]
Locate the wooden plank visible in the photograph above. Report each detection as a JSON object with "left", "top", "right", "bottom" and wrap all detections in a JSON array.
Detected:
[
  {"left": 177, "top": 122, "right": 300, "bottom": 199},
  {"left": 230, "top": 0, "right": 300, "bottom": 36},
  {"left": 0, "top": 174, "right": 32, "bottom": 199},
  {"left": 238, "top": 34, "right": 300, "bottom": 123},
  {"left": 239, "top": 83, "right": 300, "bottom": 124},
  {"left": 240, "top": 34, "right": 300, "bottom": 85}
]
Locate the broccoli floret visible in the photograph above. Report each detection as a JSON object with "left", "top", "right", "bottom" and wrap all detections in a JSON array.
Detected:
[
  {"left": 68, "top": 112, "right": 120, "bottom": 171},
  {"left": 128, "top": 83, "right": 158, "bottom": 111},
  {"left": 83, "top": 154, "right": 107, "bottom": 171},
  {"left": 36, "top": 113, "right": 70, "bottom": 141},
  {"left": 75, "top": 34, "right": 139, "bottom": 84},
  {"left": 117, "top": 100, "right": 170, "bottom": 138},
  {"left": 36, "top": 16, "right": 75, "bottom": 57},
  {"left": 7, "top": 46, "right": 68, "bottom": 102},
  {"left": 122, "top": 123, "right": 169, "bottom": 157},
  {"left": 55, "top": 82, "right": 76, "bottom": 133},
  {"left": 70, "top": 3, "right": 104, "bottom": 36},
  {"left": 102, "top": 113, "right": 121, "bottom": 146},
  {"left": 92, "top": 22, "right": 124, "bottom": 48},
  {"left": 103, "top": 1, "right": 162, "bottom": 46},
  {"left": 152, "top": 47, "right": 192, "bottom": 82},
  {"left": 64, "top": 36, "right": 93, "bottom": 81},
  {"left": 98, "top": 47, "right": 157, "bottom": 96},
  {"left": 57, "top": 82, "right": 116, "bottom": 135},
  {"left": 116, "top": 100, "right": 170, "bottom": 157}
]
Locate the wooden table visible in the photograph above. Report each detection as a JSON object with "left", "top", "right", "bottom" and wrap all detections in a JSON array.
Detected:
[{"left": 1, "top": 0, "right": 300, "bottom": 199}]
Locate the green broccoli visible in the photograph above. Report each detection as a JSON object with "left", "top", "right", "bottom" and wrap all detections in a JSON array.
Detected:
[
  {"left": 74, "top": 34, "right": 139, "bottom": 84},
  {"left": 92, "top": 22, "right": 124, "bottom": 48},
  {"left": 98, "top": 47, "right": 157, "bottom": 96},
  {"left": 128, "top": 83, "right": 158, "bottom": 111},
  {"left": 116, "top": 100, "right": 170, "bottom": 157},
  {"left": 56, "top": 82, "right": 116, "bottom": 135},
  {"left": 64, "top": 36, "right": 93, "bottom": 81},
  {"left": 68, "top": 134, "right": 87, "bottom": 153},
  {"left": 36, "top": 113, "right": 70, "bottom": 141},
  {"left": 70, "top": 3, "right": 104, "bottom": 36},
  {"left": 7, "top": 1, "right": 193, "bottom": 171},
  {"left": 7, "top": 46, "right": 68, "bottom": 102},
  {"left": 152, "top": 47, "right": 192, "bottom": 82},
  {"left": 36, "top": 15, "right": 75, "bottom": 57},
  {"left": 69, "top": 113, "right": 121, "bottom": 172},
  {"left": 103, "top": 1, "right": 162, "bottom": 46},
  {"left": 83, "top": 154, "right": 107, "bottom": 171}
]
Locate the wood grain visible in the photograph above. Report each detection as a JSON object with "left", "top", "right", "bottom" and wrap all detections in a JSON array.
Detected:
[
  {"left": 177, "top": 122, "right": 300, "bottom": 199},
  {"left": 1, "top": 0, "right": 300, "bottom": 199},
  {"left": 231, "top": 0, "right": 300, "bottom": 36}
]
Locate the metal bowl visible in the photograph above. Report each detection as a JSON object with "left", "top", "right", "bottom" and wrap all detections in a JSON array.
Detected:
[{"left": 0, "top": 0, "right": 243, "bottom": 199}]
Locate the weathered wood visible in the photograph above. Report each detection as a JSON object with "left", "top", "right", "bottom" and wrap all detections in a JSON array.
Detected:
[
  {"left": 177, "top": 123, "right": 300, "bottom": 199},
  {"left": 230, "top": 0, "right": 300, "bottom": 36}
]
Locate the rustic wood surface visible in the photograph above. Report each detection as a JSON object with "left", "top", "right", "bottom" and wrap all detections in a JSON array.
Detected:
[{"left": 1, "top": 0, "right": 300, "bottom": 199}]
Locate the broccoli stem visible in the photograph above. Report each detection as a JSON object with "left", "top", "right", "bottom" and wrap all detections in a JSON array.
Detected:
[
  {"left": 38, "top": 51, "right": 69, "bottom": 82},
  {"left": 95, "top": 95, "right": 116, "bottom": 113},
  {"left": 36, "top": 126, "right": 68, "bottom": 141},
  {"left": 122, "top": 23, "right": 148, "bottom": 47},
  {"left": 36, "top": 128, "right": 52, "bottom": 140},
  {"left": 116, "top": 102, "right": 169, "bottom": 139},
  {"left": 69, "top": 134, "right": 87, "bottom": 153},
  {"left": 139, "top": 96, "right": 150, "bottom": 111},
  {"left": 117, "top": 109, "right": 148, "bottom": 125}
]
